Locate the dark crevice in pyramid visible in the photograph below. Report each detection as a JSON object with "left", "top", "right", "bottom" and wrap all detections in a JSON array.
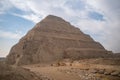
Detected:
[{"left": 6, "top": 15, "right": 109, "bottom": 65}]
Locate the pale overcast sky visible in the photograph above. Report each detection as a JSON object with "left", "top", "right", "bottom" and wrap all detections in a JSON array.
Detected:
[{"left": 0, "top": 0, "right": 120, "bottom": 57}]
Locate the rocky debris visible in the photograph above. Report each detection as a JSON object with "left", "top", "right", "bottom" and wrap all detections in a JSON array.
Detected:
[
  {"left": 90, "top": 69, "right": 98, "bottom": 73},
  {"left": 111, "top": 71, "right": 120, "bottom": 76},
  {"left": 58, "top": 68, "right": 102, "bottom": 80},
  {"left": 98, "top": 69, "right": 105, "bottom": 74},
  {"left": 104, "top": 72, "right": 111, "bottom": 75},
  {"left": 58, "top": 67, "right": 120, "bottom": 80},
  {"left": 104, "top": 70, "right": 114, "bottom": 75},
  {"left": 51, "top": 62, "right": 66, "bottom": 66},
  {"left": 51, "top": 61, "right": 72, "bottom": 67},
  {"left": 58, "top": 62, "right": 66, "bottom": 66},
  {"left": 51, "top": 63, "right": 59, "bottom": 67},
  {"left": 0, "top": 62, "right": 52, "bottom": 80},
  {"left": 88, "top": 68, "right": 120, "bottom": 77},
  {"left": 51, "top": 59, "right": 120, "bottom": 78},
  {"left": 6, "top": 15, "right": 109, "bottom": 65}
]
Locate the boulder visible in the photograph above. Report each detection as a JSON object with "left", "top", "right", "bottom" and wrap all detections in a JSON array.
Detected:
[{"left": 98, "top": 69, "right": 105, "bottom": 74}]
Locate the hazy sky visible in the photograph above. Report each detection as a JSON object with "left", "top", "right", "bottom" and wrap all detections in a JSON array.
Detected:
[{"left": 0, "top": 0, "right": 120, "bottom": 57}]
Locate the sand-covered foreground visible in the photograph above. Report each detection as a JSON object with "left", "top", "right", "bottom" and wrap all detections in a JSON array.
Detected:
[
  {"left": 0, "top": 58, "right": 120, "bottom": 80},
  {"left": 22, "top": 58, "right": 120, "bottom": 80}
]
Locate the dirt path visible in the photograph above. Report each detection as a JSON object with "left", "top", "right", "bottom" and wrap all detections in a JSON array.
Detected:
[{"left": 24, "top": 66, "right": 81, "bottom": 80}]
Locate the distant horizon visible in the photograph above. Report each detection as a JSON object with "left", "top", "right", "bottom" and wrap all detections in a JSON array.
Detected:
[{"left": 0, "top": 0, "right": 120, "bottom": 57}]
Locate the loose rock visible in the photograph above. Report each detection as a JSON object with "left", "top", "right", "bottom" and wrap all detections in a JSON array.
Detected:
[{"left": 111, "top": 71, "right": 120, "bottom": 76}]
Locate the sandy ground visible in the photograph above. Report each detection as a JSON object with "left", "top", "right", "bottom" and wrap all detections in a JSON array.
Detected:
[
  {"left": 23, "top": 63, "right": 120, "bottom": 80},
  {"left": 21, "top": 58, "right": 120, "bottom": 80},
  {"left": 23, "top": 66, "right": 80, "bottom": 80}
]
